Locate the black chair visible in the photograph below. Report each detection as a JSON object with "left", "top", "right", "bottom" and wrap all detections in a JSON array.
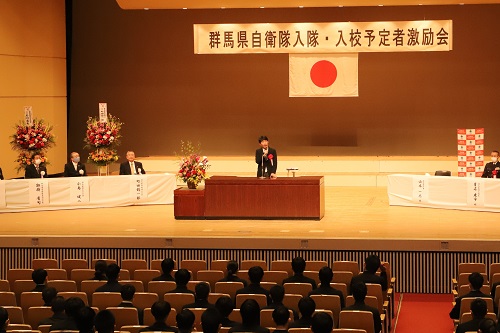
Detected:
[{"left": 435, "top": 170, "right": 451, "bottom": 176}]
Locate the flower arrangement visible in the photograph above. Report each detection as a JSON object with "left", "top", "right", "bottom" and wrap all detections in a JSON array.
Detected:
[
  {"left": 176, "top": 141, "right": 210, "bottom": 188},
  {"left": 84, "top": 113, "right": 123, "bottom": 166},
  {"left": 88, "top": 149, "right": 119, "bottom": 166}
]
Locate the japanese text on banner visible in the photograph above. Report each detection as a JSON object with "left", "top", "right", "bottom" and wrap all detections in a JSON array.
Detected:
[
  {"left": 29, "top": 180, "right": 49, "bottom": 207},
  {"left": 412, "top": 176, "right": 429, "bottom": 204},
  {"left": 130, "top": 176, "right": 148, "bottom": 201},
  {"left": 70, "top": 178, "right": 90, "bottom": 204}
]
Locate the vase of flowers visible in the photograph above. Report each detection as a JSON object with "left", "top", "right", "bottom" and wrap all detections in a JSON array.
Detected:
[{"left": 176, "top": 141, "right": 210, "bottom": 189}]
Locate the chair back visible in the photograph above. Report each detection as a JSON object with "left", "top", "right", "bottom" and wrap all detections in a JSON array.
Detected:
[
  {"left": 132, "top": 292, "right": 158, "bottom": 309},
  {"left": 283, "top": 283, "right": 312, "bottom": 297},
  {"left": 92, "top": 292, "right": 122, "bottom": 310},
  {"left": 180, "top": 260, "right": 207, "bottom": 280},
  {"left": 38, "top": 324, "right": 52, "bottom": 333},
  {"left": 345, "top": 296, "right": 378, "bottom": 311},
  {"left": 147, "top": 281, "right": 176, "bottom": 300},
  {"left": 310, "top": 294, "right": 341, "bottom": 328},
  {"left": 333, "top": 272, "right": 354, "bottom": 292},
  {"left": 260, "top": 282, "right": 277, "bottom": 292},
  {"left": 457, "top": 273, "right": 489, "bottom": 288},
  {"left": 262, "top": 271, "right": 288, "bottom": 284},
  {"left": 240, "top": 260, "right": 267, "bottom": 271},
  {"left": 163, "top": 293, "right": 195, "bottom": 313},
  {"left": 32, "top": 259, "right": 58, "bottom": 270},
  {"left": 61, "top": 259, "right": 88, "bottom": 277},
  {"left": 91, "top": 259, "right": 117, "bottom": 268},
  {"left": 6, "top": 324, "right": 32, "bottom": 330},
  {"left": 207, "top": 293, "right": 230, "bottom": 304},
  {"left": 458, "top": 263, "right": 487, "bottom": 275},
  {"left": 270, "top": 261, "right": 293, "bottom": 277},
  {"left": 282, "top": 294, "right": 302, "bottom": 313},
  {"left": 20, "top": 292, "right": 43, "bottom": 317},
  {"left": 57, "top": 292, "right": 89, "bottom": 305},
  {"left": 210, "top": 260, "right": 230, "bottom": 272},
  {"left": 121, "top": 260, "right": 148, "bottom": 279},
  {"left": 227, "top": 309, "right": 241, "bottom": 323},
  {"left": 119, "top": 280, "right": 144, "bottom": 292},
  {"left": 0, "top": 280, "right": 10, "bottom": 292},
  {"left": 197, "top": 270, "right": 225, "bottom": 291},
  {"left": 288, "top": 328, "right": 312, "bottom": 333},
  {"left": 143, "top": 307, "right": 177, "bottom": 326},
  {"left": 80, "top": 280, "right": 106, "bottom": 304},
  {"left": 45, "top": 269, "right": 67, "bottom": 281},
  {"left": 214, "top": 282, "right": 244, "bottom": 299},
  {"left": 107, "top": 307, "right": 139, "bottom": 328},
  {"left": 339, "top": 310, "right": 374, "bottom": 333},
  {"left": 490, "top": 264, "right": 500, "bottom": 283},
  {"left": 8, "top": 270, "right": 33, "bottom": 292},
  {"left": 0, "top": 292, "right": 17, "bottom": 306},
  {"left": 305, "top": 261, "right": 328, "bottom": 272},
  {"left": 185, "top": 307, "right": 205, "bottom": 331},
  {"left": 458, "top": 284, "right": 491, "bottom": 298},
  {"left": 4, "top": 306, "right": 24, "bottom": 324},
  {"left": 46, "top": 280, "right": 77, "bottom": 292},
  {"left": 120, "top": 325, "right": 148, "bottom": 333},
  {"left": 134, "top": 270, "right": 161, "bottom": 291},
  {"left": 70, "top": 269, "right": 95, "bottom": 290},
  {"left": 26, "top": 306, "right": 52, "bottom": 329},
  {"left": 303, "top": 271, "right": 320, "bottom": 285},
  {"left": 459, "top": 297, "right": 494, "bottom": 320},
  {"left": 235, "top": 294, "right": 267, "bottom": 308},
  {"left": 333, "top": 262, "right": 360, "bottom": 277}
]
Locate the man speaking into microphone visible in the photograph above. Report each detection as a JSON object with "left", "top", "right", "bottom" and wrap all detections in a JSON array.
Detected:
[{"left": 255, "top": 135, "right": 277, "bottom": 178}]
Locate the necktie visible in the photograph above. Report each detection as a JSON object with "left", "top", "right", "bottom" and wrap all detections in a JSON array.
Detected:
[
  {"left": 74, "top": 163, "right": 78, "bottom": 171},
  {"left": 130, "top": 162, "right": 135, "bottom": 174},
  {"left": 36, "top": 166, "right": 39, "bottom": 173}
]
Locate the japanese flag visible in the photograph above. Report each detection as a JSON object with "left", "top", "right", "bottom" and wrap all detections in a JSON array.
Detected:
[{"left": 289, "top": 53, "right": 358, "bottom": 97}]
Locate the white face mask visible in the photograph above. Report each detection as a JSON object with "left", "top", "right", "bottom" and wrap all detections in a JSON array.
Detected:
[
  {"left": 34, "top": 159, "right": 41, "bottom": 165},
  {"left": 492, "top": 157, "right": 498, "bottom": 163}
]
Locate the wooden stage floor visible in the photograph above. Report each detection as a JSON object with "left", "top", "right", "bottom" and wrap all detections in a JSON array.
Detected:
[{"left": 1, "top": 187, "right": 498, "bottom": 252}]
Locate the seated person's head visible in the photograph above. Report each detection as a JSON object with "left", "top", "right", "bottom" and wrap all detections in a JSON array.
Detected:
[
  {"left": 120, "top": 284, "right": 136, "bottom": 301},
  {"left": 176, "top": 309, "right": 195, "bottom": 332},
  {"left": 478, "top": 318, "right": 497, "bottom": 333},
  {"left": 42, "top": 287, "right": 58, "bottom": 305},
  {"left": 240, "top": 299, "right": 261, "bottom": 326},
  {"left": 269, "top": 285, "right": 285, "bottom": 304},
  {"left": 151, "top": 301, "right": 172, "bottom": 322},
  {"left": 76, "top": 306, "right": 96, "bottom": 333},
  {"left": 215, "top": 296, "right": 234, "bottom": 318},
  {"left": 470, "top": 298, "right": 488, "bottom": 320},
  {"left": 311, "top": 312, "right": 334, "bottom": 333},
  {"left": 95, "top": 260, "right": 108, "bottom": 275},
  {"left": 272, "top": 306, "right": 290, "bottom": 328},
  {"left": 161, "top": 258, "right": 175, "bottom": 275},
  {"left": 318, "top": 266, "right": 333, "bottom": 285},
  {"left": 105, "top": 264, "right": 120, "bottom": 282},
  {"left": 291, "top": 257, "right": 306, "bottom": 274},
  {"left": 364, "top": 255, "right": 381, "bottom": 274},
  {"left": 175, "top": 269, "right": 191, "bottom": 286},
  {"left": 65, "top": 297, "right": 85, "bottom": 318},
  {"left": 227, "top": 260, "right": 239, "bottom": 275},
  {"left": 195, "top": 282, "right": 210, "bottom": 300},
  {"left": 247, "top": 266, "right": 264, "bottom": 284},
  {"left": 351, "top": 281, "right": 368, "bottom": 302},
  {"left": 51, "top": 296, "right": 66, "bottom": 314},
  {"left": 201, "top": 308, "right": 221, "bottom": 333},
  {"left": 468, "top": 272, "right": 484, "bottom": 290},
  {"left": 32, "top": 268, "right": 48, "bottom": 285},
  {"left": 297, "top": 297, "right": 316, "bottom": 319},
  {"left": 94, "top": 309, "right": 115, "bottom": 333},
  {"left": 0, "top": 306, "right": 9, "bottom": 329}
]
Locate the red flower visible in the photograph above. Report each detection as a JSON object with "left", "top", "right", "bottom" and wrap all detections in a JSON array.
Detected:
[{"left": 268, "top": 154, "right": 274, "bottom": 159}]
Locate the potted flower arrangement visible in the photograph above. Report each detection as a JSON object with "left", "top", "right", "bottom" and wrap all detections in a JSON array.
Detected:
[{"left": 176, "top": 141, "right": 210, "bottom": 189}]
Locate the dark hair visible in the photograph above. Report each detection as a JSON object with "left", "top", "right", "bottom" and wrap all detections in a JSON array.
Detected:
[
  {"left": 240, "top": 299, "right": 260, "bottom": 325},
  {"left": 151, "top": 301, "right": 171, "bottom": 321},
  {"left": 42, "top": 287, "right": 58, "bottom": 304},
  {"left": 269, "top": 285, "right": 285, "bottom": 303},
  {"left": 272, "top": 306, "right": 290, "bottom": 326},
  {"left": 65, "top": 297, "right": 86, "bottom": 318},
  {"left": 94, "top": 309, "right": 115, "bottom": 333},
  {"left": 32, "top": 269, "right": 48, "bottom": 285},
  {"left": 177, "top": 309, "right": 195, "bottom": 330},
  {"left": 215, "top": 296, "right": 234, "bottom": 318},
  {"left": 175, "top": 269, "right": 191, "bottom": 286},
  {"left": 365, "top": 255, "right": 381, "bottom": 274},
  {"left": 0, "top": 306, "right": 9, "bottom": 328},
  {"left": 201, "top": 308, "right": 221, "bottom": 333},
  {"left": 291, "top": 257, "right": 306, "bottom": 274},
  {"left": 195, "top": 282, "right": 210, "bottom": 300},
  {"left": 492, "top": 150, "right": 500, "bottom": 155},
  {"left": 226, "top": 260, "right": 239, "bottom": 278},
  {"left": 95, "top": 260, "right": 108, "bottom": 274},
  {"left": 161, "top": 259, "right": 175, "bottom": 274},
  {"left": 76, "top": 306, "right": 96, "bottom": 333},
  {"left": 469, "top": 272, "right": 484, "bottom": 290},
  {"left": 318, "top": 266, "right": 333, "bottom": 285},
  {"left": 478, "top": 318, "right": 497, "bottom": 333},
  {"left": 51, "top": 296, "right": 66, "bottom": 313},
  {"left": 120, "top": 284, "right": 136, "bottom": 301},
  {"left": 247, "top": 266, "right": 264, "bottom": 284},
  {"left": 105, "top": 264, "right": 121, "bottom": 282},
  {"left": 258, "top": 136, "right": 269, "bottom": 143},
  {"left": 298, "top": 297, "right": 316, "bottom": 318},
  {"left": 311, "top": 312, "right": 334, "bottom": 333},
  {"left": 471, "top": 298, "right": 488, "bottom": 319},
  {"left": 351, "top": 281, "right": 368, "bottom": 302}
]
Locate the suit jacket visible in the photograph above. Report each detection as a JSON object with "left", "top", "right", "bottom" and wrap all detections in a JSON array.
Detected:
[
  {"left": 38, "top": 312, "right": 67, "bottom": 326},
  {"left": 282, "top": 274, "right": 317, "bottom": 290},
  {"left": 139, "top": 322, "right": 178, "bottom": 333},
  {"left": 152, "top": 273, "right": 175, "bottom": 281},
  {"left": 218, "top": 275, "right": 248, "bottom": 287},
  {"left": 166, "top": 285, "right": 195, "bottom": 295},
  {"left": 255, "top": 147, "right": 277, "bottom": 177},
  {"left": 63, "top": 162, "right": 87, "bottom": 177},
  {"left": 120, "top": 161, "right": 146, "bottom": 175},
  {"left": 50, "top": 317, "right": 78, "bottom": 331},
  {"left": 95, "top": 280, "right": 123, "bottom": 293},
  {"left": 308, "top": 284, "right": 345, "bottom": 308},
  {"left": 182, "top": 299, "right": 215, "bottom": 309},
  {"left": 25, "top": 164, "right": 47, "bottom": 179},
  {"left": 449, "top": 290, "right": 494, "bottom": 319},
  {"left": 118, "top": 301, "right": 144, "bottom": 325},
  {"left": 350, "top": 271, "right": 388, "bottom": 292},
  {"left": 235, "top": 283, "right": 271, "bottom": 305},
  {"left": 32, "top": 284, "right": 46, "bottom": 292},
  {"left": 288, "top": 317, "right": 313, "bottom": 329},
  {"left": 262, "top": 303, "right": 299, "bottom": 320},
  {"left": 229, "top": 323, "right": 270, "bottom": 333},
  {"left": 0, "top": 167, "right": 3, "bottom": 180},
  {"left": 482, "top": 161, "right": 500, "bottom": 178},
  {"left": 344, "top": 301, "right": 382, "bottom": 333},
  {"left": 455, "top": 318, "right": 482, "bottom": 333}
]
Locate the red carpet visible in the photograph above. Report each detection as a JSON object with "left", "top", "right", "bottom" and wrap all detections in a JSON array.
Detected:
[{"left": 394, "top": 293, "right": 455, "bottom": 333}]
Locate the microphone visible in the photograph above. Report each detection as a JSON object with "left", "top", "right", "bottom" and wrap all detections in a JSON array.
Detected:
[
  {"left": 138, "top": 168, "right": 142, "bottom": 175},
  {"left": 40, "top": 171, "right": 45, "bottom": 178}
]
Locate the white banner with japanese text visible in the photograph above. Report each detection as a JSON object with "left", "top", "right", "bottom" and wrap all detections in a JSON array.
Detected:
[
  {"left": 0, "top": 181, "right": 5, "bottom": 208},
  {"left": 70, "top": 178, "right": 90, "bottom": 204},
  {"left": 467, "top": 178, "right": 485, "bottom": 207},
  {"left": 29, "top": 180, "right": 49, "bottom": 206},
  {"left": 412, "top": 176, "right": 429, "bottom": 204},
  {"left": 130, "top": 176, "right": 148, "bottom": 201},
  {"left": 194, "top": 20, "right": 452, "bottom": 54}
]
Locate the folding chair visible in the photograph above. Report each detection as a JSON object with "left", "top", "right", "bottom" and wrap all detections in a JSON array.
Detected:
[
  {"left": 333, "top": 262, "right": 360, "bottom": 277},
  {"left": 32, "top": 259, "right": 58, "bottom": 270},
  {"left": 215, "top": 282, "right": 244, "bottom": 299},
  {"left": 4, "top": 306, "right": 25, "bottom": 324},
  {"left": 107, "top": 307, "right": 139, "bottom": 329},
  {"left": 7, "top": 270, "right": 33, "bottom": 292},
  {"left": 143, "top": 307, "right": 177, "bottom": 326},
  {"left": 235, "top": 294, "right": 267, "bottom": 308},
  {"left": 147, "top": 281, "right": 176, "bottom": 300},
  {"left": 339, "top": 310, "right": 374, "bottom": 333},
  {"left": 121, "top": 260, "right": 148, "bottom": 280},
  {"left": 310, "top": 294, "right": 342, "bottom": 328},
  {"left": 45, "top": 269, "right": 67, "bottom": 281},
  {"left": 57, "top": 292, "right": 89, "bottom": 305},
  {"left": 163, "top": 293, "right": 195, "bottom": 313},
  {"left": 262, "top": 271, "right": 288, "bottom": 284},
  {"left": 0, "top": 292, "right": 17, "bottom": 306},
  {"left": 197, "top": 270, "right": 224, "bottom": 291},
  {"left": 270, "top": 261, "right": 293, "bottom": 277},
  {"left": 134, "top": 270, "right": 161, "bottom": 291},
  {"left": 283, "top": 283, "right": 312, "bottom": 297},
  {"left": 283, "top": 294, "right": 302, "bottom": 313},
  {"left": 61, "top": 259, "right": 88, "bottom": 277},
  {"left": 46, "top": 280, "right": 77, "bottom": 292},
  {"left": 180, "top": 260, "right": 207, "bottom": 280},
  {"left": 458, "top": 297, "right": 494, "bottom": 323},
  {"left": 20, "top": 292, "right": 43, "bottom": 317},
  {"left": 92, "top": 292, "right": 122, "bottom": 310},
  {"left": 210, "top": 260, "right": 230, "bottom": 272},
  {"left": 240, "top": 260, "right": 267, "bottom": 271},
  {"left": 70, "top": 269, "right": 95, "bottom": 291},
  {"left": 26, "top": 306, "right": 52, "bottom": 329},
  {"left": 132, "top": 292, "right": 158, "bottom": 310}
]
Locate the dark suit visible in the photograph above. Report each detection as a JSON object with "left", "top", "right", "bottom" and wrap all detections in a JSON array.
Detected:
[
  {"left": 166, "top": 285, "right": 195, "bottom": 295},
  {"left": 449, "top": 290, "right": 494, "bottom": 319},
  {"left": 308, "top": 285, "right": 345, "bottom": 308},
  {"left": 235, "top": 283, "right": 271, "bottom": 305},
  {"left": 95, "top": 281, "right": 123, "bottom": 293},
  {"left": 140, "top": 322, "right": 178, "bottom": 333},
  {"left": 229, "top": 323, "right": 270, "bottom": 333},
  {"left": 288, "top": 317, "right": 313, "bottom": 329},
  {"left": 152, "top": 273, "right": 174, "bottom": 281},
  {"left": 282, "top": 274, "right": 317, "bottom": 290},
  {"left": 120, "top": 161, "right": 146, "bottom": 175},
  {"left": 32, "top": 285, "right": 46, "bottom": 292},
  {"left": 0, "top": 167, "right": 3, "bottom": 180},
  {"left": 482, "top": 161, "right": 500, "bottom": 178},
  {"left": 350, "top": 271, "right": 388, "bottom": 292},
  {"left": 25, "top": 164, "right": 47, "bottom": 179},
  {"left": 39, "top": 312, "right": 67, "bottom": 326},
  {"left": 220, "top": 317, "right": 238, "bottom": 328},
  {"left": 118, "top": 301, "right": 144, "bottom": 325},
  {"left": 455, "top": 318, "right": 482, "bottom": 333},
  {"left": 344, "top": 301, "right": 382, "bottom": 333},
  {"left": 262, "top": 303, "right": 299, "bottom": 320},
  {"left": 183, "top": 299, "right": 215, "bottom": 309},
  {"left": 218, "top": 275, "right": 248, "bottom": 287},
  {"left": 63, "top": 162, "right": 87, "bottom": 177},
  {"left": 50, "top": 317, "right": 78, "bottom": 331},
  {"left": 255, "top": 147, "right": 277, "bottom": 177}
]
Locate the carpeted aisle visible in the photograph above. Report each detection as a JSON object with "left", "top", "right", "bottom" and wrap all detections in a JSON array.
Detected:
[{"left": 394, "top": 293, "right": 455, "bottom": 333}]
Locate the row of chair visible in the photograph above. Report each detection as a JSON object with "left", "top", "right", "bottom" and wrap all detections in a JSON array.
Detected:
[{"left": 452, "top": 262, "right": 500, "bottom": 288}]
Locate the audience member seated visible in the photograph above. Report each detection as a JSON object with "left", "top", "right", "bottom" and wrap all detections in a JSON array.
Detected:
[
  {"left": 311, "top": 312, "right": 334, "bottom": 333},
  {"left": 93, "top": 260, "right": 108, "bottom": 281},
  {"left": 344, "top": 281, "right": 382, "bottom": 333},
  {"left": 139, "top": 301, "right": 179, "bottom": 332},
  {"left": 455, "top": 298, "right": 488, "bottom": 333},
  {"left": 282, "top": 257, "right": 317, "bottom": 289},
  {"left": 0, "top": 306, "right": 9, "bottom": 333},
  {"left": 32, "top": 268, "right": 48, "bottom": 292},
  {"left": 51, "top": 297, "right": 85, "bottom": 331},
  {"left": 218, "top": 261, "right": 248, "bottom": 287},
  {"left": 272, "top": 306, "right": 291, "bottom": 333},
  {"left": 176, "top": 309, "right": 195, "bottom": 333},
  {"left": 94, "top": 310, "right": 115, "bottom": 333},
  {"left": 42, "top": 287, "right": 58, "bottom": 306},
  {"left": 262, "top": 285, "right": 298, "bottom": 320},
  {"left": 228, "top": 299, "right": 269, "bottom": 333},
  {"left": 235, "top": 266, "right": 271, "bottom": 305},
  {"left": 308, "top": 266, "right": 345, "bottom": 308},
  {"left": 479, "top": 318, "right": 497, "bottom": 333},
  {"left": 152, "top": 258, "right": 175, "bottom": 281},
  {"left": 39, "top": 296, "right": 67, "bottom": 326},
  {"left": 202, "top": 308, "right": 222, "bottom": 333},
  {"left": 288, "top": 297, "right": 316, "bottom": 329},
  {"left": 183, "top": 282, "right": 215, "bottom": 309},
  {"left": 118, "top": 284, "right": 144, "bottom": 325},
  {"left": 350, "top": 255, "right": 387, "bottom": 293},
  {"left": 95, "top": 264, "right": 122, "bottom": 292},
  {"left": 215, "top": 296, "right": 237, "bottom": 328},
  {"left": 76, "top": 306, "right": 96, "bottom": 333},
  {"left": 450, "top": 272, "right": 494, "bottom": 320},
  {"left": 166, "top": 269, "right": 195, "bottom": 295}
]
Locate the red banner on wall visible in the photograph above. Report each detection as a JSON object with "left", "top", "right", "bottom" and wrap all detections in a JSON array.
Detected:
[{"left": 457, "top": 128, "right": 484, "bottom": 177}]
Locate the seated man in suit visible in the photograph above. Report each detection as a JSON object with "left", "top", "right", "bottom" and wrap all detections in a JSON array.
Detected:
[
  {"left": 140, "top": 301, "right": 178, "bottom": 332},
  {"left": 228, "top": 299, "right": 269, "bottom": 333},
  {"left": 176, "top": 309, "right": 196, "bottom": 333},
  {"left": 288, "top": 297, "right": 316, "bottom": 329},
  {"left": 235, "top": 266, "right": 271, "bottom": 305},
  {"left": 263, "top": 285, "right": 298, "bottom": 320},
  {"left": 93, "top": 260, "right": 108, "bottom": 280},
  {"left": 50, "top": 297, "right": 85, "bottom": 331},
  {"left": 215, "top": 296, "right": 237, "bottom": 328},
  {"left": 152, "top": 258, "right": 175, "bottom": 281},
  {"left": 455, "top": 298, "right": 487, "bottom": 333},
  {"left": 282, "top": 257, "right": 317, "bottom": 289},
  {"left": 95, "top": 264, "right": 122, "bottom": 293},
  {"left": 218, "top": 260, "right": 248, "bottom": 287},
  {"left": 309, "top": 266, "right": 345, "bottom": 308},
  {"left": 42, "top": 287, "right": 58, "bottom": 306},
  {"left": 94, "top": 309, "right": 115, "bottom": 333},
  {"left": 75, "top": 306, "right": 95, "bottom": 333},
  {"left": 350, "top": 255, "right": 387, "bottom": 292},
  {"left": 118, "top": 284, "right": 143, "bottom": 325},
  {"left": 201, "top": 308, "right": 222, "bottom": 333},
  {"left": 272, "top": 306, "right": 291, "bottom": 333},
  {"left": 0, "top": 307, "right": 9, "bottom": 333},
  {"left": 31, "top": 268, "right": 48, "bottom": 292},
  {"left": 63, "top": 152, "right": 87, "bottom": 177},
  {"left": 344, "top": 281, "right": 382, "bottom": 333},
  {"left": 255, "top": 135, "right": 277, "bottom": 179},
  {"left": 482, "top": 150, "right": 500, "bottom": 178},
  {"left": 119, "top": 151, "right": 146, "bottom": 175},
  {"left": 25, "top": 154, "right": 47, "bottom": 179},
  {"left": 166, "top": 269, "right": 195, "bottom": 295},
  {"left": 311, "top": 312, "right": 334, "bottom": 333},
  {"left": 39, "top": 296, "right": 67, "bottom": 326},
  {"left": 183, "top": 282, "right": 215, "bottom": 309},
  {"left": 450, "top": 272, "right": 494, "bottom": 319}
]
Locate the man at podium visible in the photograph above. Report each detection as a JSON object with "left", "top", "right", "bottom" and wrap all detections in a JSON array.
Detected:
[{"left": 255, "top": 135, "right": 277, "bottom": 178}]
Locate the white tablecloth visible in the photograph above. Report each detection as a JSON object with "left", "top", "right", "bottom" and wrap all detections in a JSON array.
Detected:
[
  {"left": 387, "top": 174, "right": 500, "bottom": 212},
  {"left": 0, "top": 174, "right": 176, "bottom": 213}
]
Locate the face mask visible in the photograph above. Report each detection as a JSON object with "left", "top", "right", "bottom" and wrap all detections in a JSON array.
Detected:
[
  {"left": 492, "top": 157, "right": 498, "bottom": 163},
  {"left": 73, "top": 157, "right": 80, "bottom": 163},
  {"left": 34, "top": 159, "right": 41, "bottom": 165}
]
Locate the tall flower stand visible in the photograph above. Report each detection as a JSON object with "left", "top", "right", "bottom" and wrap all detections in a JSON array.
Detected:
[{"left": 97, "top": 165, "right": 109, "bottom": 176}]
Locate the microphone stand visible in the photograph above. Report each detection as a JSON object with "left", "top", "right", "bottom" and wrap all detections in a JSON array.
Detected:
[{"left": 259, "top": 153, "right": 266, "bottom": 179}]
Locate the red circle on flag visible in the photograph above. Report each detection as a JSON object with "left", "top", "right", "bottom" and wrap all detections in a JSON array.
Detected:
[{"left": 310, "top": 60, "right": 337, "bottom": 88}]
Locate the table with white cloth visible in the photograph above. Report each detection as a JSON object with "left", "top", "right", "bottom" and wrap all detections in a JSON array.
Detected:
[
  {"left": 0, "top": 173, "right": 176, "bottom": 213},
  {"left": 387, "top": 174, "right": 500, "bottom": 212}
]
